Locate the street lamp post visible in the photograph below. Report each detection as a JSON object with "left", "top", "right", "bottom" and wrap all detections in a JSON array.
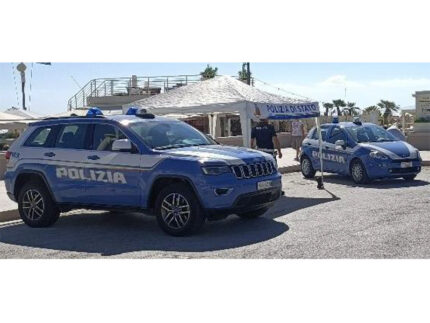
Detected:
[{"left": 16, "top": 62, "right": 27, "bottom": 110}]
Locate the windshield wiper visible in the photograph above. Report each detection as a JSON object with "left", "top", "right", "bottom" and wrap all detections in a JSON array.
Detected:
[{"left": 155, "top": 143, "right": 211, "bottom": 150}]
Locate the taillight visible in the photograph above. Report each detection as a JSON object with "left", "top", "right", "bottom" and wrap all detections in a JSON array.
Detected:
[{"left": 5, "top": 151, "right": 11, "bottom": 160}]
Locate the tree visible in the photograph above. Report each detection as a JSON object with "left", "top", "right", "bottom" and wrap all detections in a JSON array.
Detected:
[
  {"left": 200, "top": 64, "right": 218, "bottom": 80},
  {"left": 377, "top": 100, "right": 399, "bottom": 125},
  {"left": 363, "top": 105, "right": 381, "bottom": 116},
  {"left": 332, "top": 99, "right": 346, "bottom": 116},
  {"left": 343, "top": 102, "right": 360, "bottom": 116},
  {"left": 322, "top": 102, "right": 334, "bottom": 116},
  {"left": 238, "top": 63, "right": 251, "bottom": 84}
]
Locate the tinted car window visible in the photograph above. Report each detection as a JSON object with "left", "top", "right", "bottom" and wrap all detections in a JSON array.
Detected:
[
  {"left": 327, "top": 127, "right": 347, "bottom": 144},
  {"left": 55, "top": 124, "right": 89, "bottom": 149},
  {"left": 24, "top": 126, "right": 54, "bottom": 147},
  {"left": 311, "top": 126, "right": 329, "bottom": 141},
  {"left": 92, "top": 124, "right": 126, "bottom": 151}
]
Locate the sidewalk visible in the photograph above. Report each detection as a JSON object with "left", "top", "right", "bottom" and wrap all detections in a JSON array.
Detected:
[{"left": 0, "top": 181, "right": 18, "bottom": 222}]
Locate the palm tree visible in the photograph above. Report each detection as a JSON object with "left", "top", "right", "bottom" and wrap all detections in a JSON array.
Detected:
[
  {"left": 363, "top": 105, "right": 381, "bottom": 116},
  {"left": 344, "top": 102, "right": 360, "bottom": 116},
  {"left": 200, "top": 64, "right": 218, "bottom": 80},
  {"left": 377, "top": 100, "right": 399, "bottom": 125},
  {"left": 332, "top": 99, "right": 346, "bottom": 116},
  {"left": 322, "top": 102, "right": 334, "bottom": 116}
]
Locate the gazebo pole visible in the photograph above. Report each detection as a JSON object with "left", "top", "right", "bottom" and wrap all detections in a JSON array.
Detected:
[{"left": 315, "top": 117, "right": 324, "bottom": 189}]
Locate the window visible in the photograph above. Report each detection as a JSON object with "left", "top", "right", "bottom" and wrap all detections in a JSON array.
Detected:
[
  {"left": 130, "top": 121, "right": 212, "bottom": 150},
  {"left": 345, "top": 125, "right": 397, "bottom": 143},
  {"left": 311, "top": 126, "right": 329, "bottom": 142},
  {"left": 327, "top": 127, "right": 347, "bottom": 144},
  {"left": 55, "top": 124, "right": 89, "bottom": 149},
  {"left": 92, "top": 124, "right": 127, "bottom": 151},
  {"left": 24, "top": 126, "right": 54, "bottom": 147}
]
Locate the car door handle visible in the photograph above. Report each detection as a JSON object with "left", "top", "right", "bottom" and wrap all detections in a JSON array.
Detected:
[
  {"left": 44, "top": 152, "right": 56, "bottom": 157},
  {"left": 305, "top": 142, "right": 312, "bottom": 146},
  {"left": 87, "top": 155, "right": 100, "bottom": 160}
]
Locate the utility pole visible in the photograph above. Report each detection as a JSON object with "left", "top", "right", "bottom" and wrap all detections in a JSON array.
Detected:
[
  {"left": 17, "top": 63, "right": 27, "bottom": 110},
  {"left": 246, "top": 62, "right": 251, "bottom": 85}
]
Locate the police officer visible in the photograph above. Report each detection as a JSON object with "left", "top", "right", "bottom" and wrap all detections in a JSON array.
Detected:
[{"left": 251, "top": 118, "right": 282, "bottom": 160}]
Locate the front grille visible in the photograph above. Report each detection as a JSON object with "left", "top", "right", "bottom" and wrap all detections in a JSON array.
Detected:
[{"left": 232, "top": 161, "right": 276, "bottom": 179}]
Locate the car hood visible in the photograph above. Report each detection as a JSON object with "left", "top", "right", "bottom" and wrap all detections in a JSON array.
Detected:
[
  {"left": 161, "top": 145, "right": 273, "bottom": 165},
  {"left": 359, "top": 141, "right": 419, "bottom": 159}
]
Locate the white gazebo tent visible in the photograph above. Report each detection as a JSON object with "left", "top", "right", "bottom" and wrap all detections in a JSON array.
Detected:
[{"left": 124, "top": 75, "right": 320, "bottom": 145}]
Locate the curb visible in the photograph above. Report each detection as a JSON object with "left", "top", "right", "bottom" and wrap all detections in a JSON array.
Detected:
[
  {"left": 278, "top": 164, "right": 301, "bottom": 174},
  {"left": 0, "top": 209, "right": 19, "bottom": 223}
]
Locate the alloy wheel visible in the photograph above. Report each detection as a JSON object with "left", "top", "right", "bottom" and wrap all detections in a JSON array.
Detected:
[
  {"left": 22, "top": 189, "right": 45, "bottom": 221},
  {"left": 160, "top": 193, "right": 191, "bottom": 230}
]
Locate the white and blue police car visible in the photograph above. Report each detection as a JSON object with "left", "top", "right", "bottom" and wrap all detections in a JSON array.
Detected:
[
  {"left": 4, "top": 108, "right": 282, "bottom": 236},
  {"left": 300, "top": 119, "right": 422, "bottom": 184}
]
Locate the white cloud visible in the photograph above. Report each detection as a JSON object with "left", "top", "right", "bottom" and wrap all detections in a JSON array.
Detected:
[{"left": 318, "top": 75, "right": 364, "bottom": 88}]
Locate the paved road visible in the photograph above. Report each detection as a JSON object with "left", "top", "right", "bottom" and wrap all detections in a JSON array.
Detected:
[{"left": 0, "top": 168, "right": 429, "bottom": 258}]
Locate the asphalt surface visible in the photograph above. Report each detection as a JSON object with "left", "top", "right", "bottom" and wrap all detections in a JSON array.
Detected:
[{"left": 0, "top": 168, "right": 429, "bottom": 258}]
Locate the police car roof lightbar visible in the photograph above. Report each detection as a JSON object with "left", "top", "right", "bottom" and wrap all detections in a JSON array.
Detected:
[
  {"left": 126, "top": 107, "right": 139, "bottom": 115},
  {"left": 353, "top": 117, "right": 362, "bottom": 125},
  {"left": 135, "top": 108, "right": 155, "bottom": 119},
  {"left": 86, "top": 107, "right": 104, "bottom": 117}
]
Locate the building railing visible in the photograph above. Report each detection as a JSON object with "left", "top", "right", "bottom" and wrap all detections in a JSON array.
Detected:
[{"left": 67, "top": 74, "right": 202, "bottom": 110}]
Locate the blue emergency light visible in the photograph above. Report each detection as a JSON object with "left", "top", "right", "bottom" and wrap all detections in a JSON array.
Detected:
[
  {"left": 86, "top": 107, "right": 103, "bottom": 117},
  {"left": 126, "top": 107, "right": 139, "bottom": 115}
]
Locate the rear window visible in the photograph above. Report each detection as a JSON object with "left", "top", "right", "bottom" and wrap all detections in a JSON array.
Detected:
[
  {"left": 24, "top": 126, "right": 54, "bottom": 147},
  {"left": 55, "top": 124, "right": 89, "bottom": 149}
]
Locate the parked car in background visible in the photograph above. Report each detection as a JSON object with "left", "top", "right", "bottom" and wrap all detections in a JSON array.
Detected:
[{"left": 300, "top": 120, "right": 422, "bottom": 184}]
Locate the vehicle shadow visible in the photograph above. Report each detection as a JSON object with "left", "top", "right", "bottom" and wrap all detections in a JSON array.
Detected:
[
  {"left": 0, "top": 211, "right": 289, "bottom": 256},
  {"left": 319, "top": 174, "right": 430, "bottom": 189}
]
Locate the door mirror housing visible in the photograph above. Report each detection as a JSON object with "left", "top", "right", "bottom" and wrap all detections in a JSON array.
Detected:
[
  {"left": 112, "top": 139, "right": 133, "bottom": 152},
  {"left": 335, "top": 139, "right": 346, "bottom": 149}
]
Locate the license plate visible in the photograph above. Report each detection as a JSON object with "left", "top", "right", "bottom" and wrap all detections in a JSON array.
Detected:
[
  {"left": 257, "top": 180, "right": 273, "bottom": 190},
  {"left": 401, "top": 161, "right": 413, "bottom": 168}
]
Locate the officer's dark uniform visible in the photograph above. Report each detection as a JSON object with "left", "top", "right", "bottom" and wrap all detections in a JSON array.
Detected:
[{"left": 251, "top": 122, "right": 277, "bottom": 153}]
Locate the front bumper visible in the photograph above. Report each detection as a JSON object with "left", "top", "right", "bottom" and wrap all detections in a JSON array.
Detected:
[
  {"left": 205, "top": 187, "right": 282, "bottom": 220},
  {"left": 366, "top": 158, "right": 421, "bottom": 179}
]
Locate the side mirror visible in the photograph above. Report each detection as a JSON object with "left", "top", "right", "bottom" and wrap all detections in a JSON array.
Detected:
[
  {"left": 112, "top": 139, "right": 133, "bottom": 152},
  {"left": 335, "top": 139, "right": 346, "bottom": 149}
]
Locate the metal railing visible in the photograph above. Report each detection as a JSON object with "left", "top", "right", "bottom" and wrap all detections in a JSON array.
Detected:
[{"left": 67, "top": 74, "right": 202, "bottom": 110}]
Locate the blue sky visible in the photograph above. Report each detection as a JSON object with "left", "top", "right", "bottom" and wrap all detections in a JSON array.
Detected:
[{"left": 1, "top": 63, "right": 430, "bottom": 115}]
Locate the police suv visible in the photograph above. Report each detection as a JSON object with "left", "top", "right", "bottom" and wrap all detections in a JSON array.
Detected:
[
  {"left": 4, "top": 108, "right": 282, "bottom": 236},
  {"left": 300, "top": 120, "right": 422, "bottom": 184}
]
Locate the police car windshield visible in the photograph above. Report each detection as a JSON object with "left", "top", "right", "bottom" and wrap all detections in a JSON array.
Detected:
[
  {"left": 345, "top": 125, "right": 397, "bottom": 143},
  {"left": 129, "top": 121, "right": 213, "bottom": 150}
]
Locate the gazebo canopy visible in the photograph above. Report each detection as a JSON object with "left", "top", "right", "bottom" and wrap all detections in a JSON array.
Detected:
[{"left": 124, "top": 75, "right": 320, "bottom": 146}]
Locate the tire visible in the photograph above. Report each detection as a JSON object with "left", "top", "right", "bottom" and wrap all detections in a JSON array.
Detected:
[
  {"left": 301, "top": 155, "right": 316, "bottom": 179},
  {"left": 350, "top": 159, "right": 370, "bottom": 184},
  {"left": 155, "top": 183, "right": 205, "bottom": 236},
  {"left": 403, "top": 175, "right": 416, "bottom": 181},
  {"left": 17, "top": 181, "right": 60, "bottom": 228},
  {"left": 237, "top": 207, "right": 268, "bottom": 219}
]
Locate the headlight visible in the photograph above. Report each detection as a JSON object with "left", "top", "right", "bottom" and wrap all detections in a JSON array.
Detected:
[
  {"left": 201, "top": 165, "right": 231, "bottom": 175},
  {"left": 369, "top": 150, "right": 389, "bottom": 160}
]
